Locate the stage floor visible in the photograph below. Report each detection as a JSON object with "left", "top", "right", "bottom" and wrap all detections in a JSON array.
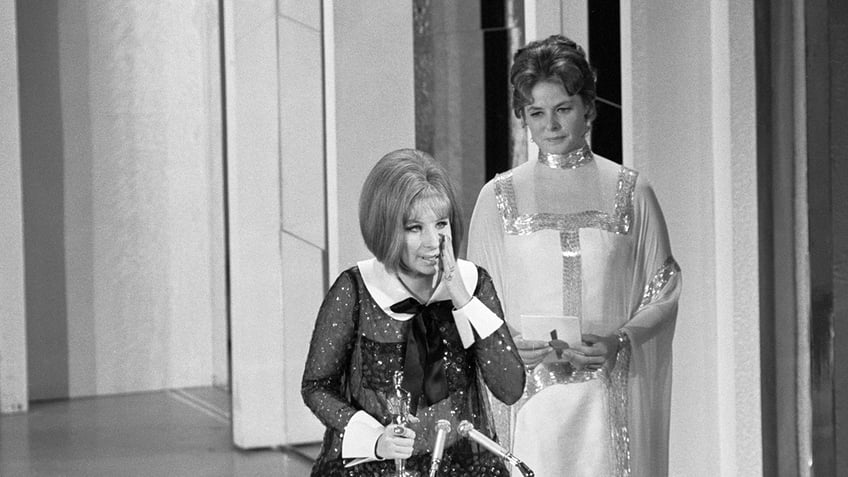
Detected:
[{"left": 0, "top": 387, "right": 319, "bottom": 476}]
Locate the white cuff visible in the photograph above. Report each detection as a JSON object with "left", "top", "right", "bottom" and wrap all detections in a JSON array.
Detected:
[
  {"left": 341, "top": 411, "right": 384, "bottom": 465},
  {"left": 452, "top": 297, "right": 504, "bottom": 348}
]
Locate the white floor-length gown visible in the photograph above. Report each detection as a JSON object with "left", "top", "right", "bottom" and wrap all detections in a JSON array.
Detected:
[{"left": 468, "top": 146, "right": 681, "bottom": 477}]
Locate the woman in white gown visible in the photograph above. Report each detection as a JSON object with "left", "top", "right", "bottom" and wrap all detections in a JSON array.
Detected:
[{"left": 468, "top": 35, "right": 681, "bottom": 477}]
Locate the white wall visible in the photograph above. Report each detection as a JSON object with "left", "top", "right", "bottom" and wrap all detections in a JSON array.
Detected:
[
  {"left": 328, "top": 0, "right": 416, "bottom": 276},
  {"left": 225, "top": 0, "right": 334, "bottom": 448},
  {"left": 0, "top": 0, "right": 27, "bottom": 414},
  {"left": 225, "top": 0, "right": 288, "bottom": 447},
  {"left": 65, "top": 1, "right": 223, "bottom": 397},
  {"left": 623, "top": 0, "right": 761, "bottom": 475},
  {"left": 13, "top": 0, "right": 225, "bottom": 399},
  {"left": 227, "top": 0, "right": 416, "bottom": 448},
  {"left": 277, "top": 0, "right": 329, "bottom": 445}
]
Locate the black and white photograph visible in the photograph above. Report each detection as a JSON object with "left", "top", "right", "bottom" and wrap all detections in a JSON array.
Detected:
[{"left": 1, "top": 1, "right": 845, "bottom": 476}]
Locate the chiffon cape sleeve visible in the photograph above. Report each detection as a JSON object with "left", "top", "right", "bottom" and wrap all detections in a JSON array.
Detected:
[
  {"left": 467, "top": 181, "right": 516, "bottom": 334},
  {"left": 624, "top": 178, "right": 681, "bottom": 477},
  {"left": 623, "top": 179, "right": 681, "bottom": 346}
]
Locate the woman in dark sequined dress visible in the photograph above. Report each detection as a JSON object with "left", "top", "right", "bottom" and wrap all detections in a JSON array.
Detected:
[{"left": 302, "top": 149, "right": 526, "bottom": 476}]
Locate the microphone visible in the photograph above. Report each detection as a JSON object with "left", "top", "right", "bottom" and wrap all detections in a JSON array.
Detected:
[
  {"left": 428, "top": 419, "right": 451, "bottom": 477},
  {"left": 457, "top": 420, "right": 535, "bottom": 477}
]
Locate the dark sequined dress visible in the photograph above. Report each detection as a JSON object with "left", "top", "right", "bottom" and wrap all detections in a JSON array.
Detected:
[{"left": 302, "top": 261, "right": 525, "bottom": 476}]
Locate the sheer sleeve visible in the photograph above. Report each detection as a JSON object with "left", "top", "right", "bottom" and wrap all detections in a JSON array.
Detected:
[
  {"left": 471, "top": 266, "right": 526, "bottom": 405},
  {"left": 468, "top": 180, "right": 518, "bottom": 335},
  {"left": 622, "top": 179, "right": 682, "bottom": 347},
  {"left": 619, "top": 177, "right": 680, "bottom": 473},
  {"left": 301, "top": 270, "right": 360, "bottom": 432}
]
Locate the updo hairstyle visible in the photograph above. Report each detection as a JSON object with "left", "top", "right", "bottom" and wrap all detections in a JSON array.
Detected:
[{"left": 510, "top": 34, "right": 597, "bottom": 122}]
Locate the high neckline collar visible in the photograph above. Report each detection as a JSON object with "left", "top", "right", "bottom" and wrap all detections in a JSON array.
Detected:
[{"left": 538, "top": 144, "right": 594, "bottom": 169}]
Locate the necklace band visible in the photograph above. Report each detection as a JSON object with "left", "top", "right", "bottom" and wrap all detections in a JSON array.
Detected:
[{"left": 538, "top": 144, "right": 594, "bottom": 169}]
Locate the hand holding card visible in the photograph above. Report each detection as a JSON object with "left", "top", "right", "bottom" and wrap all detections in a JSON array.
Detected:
[{"left": 520, "top": 314, "right": 582, "bottom": 351}]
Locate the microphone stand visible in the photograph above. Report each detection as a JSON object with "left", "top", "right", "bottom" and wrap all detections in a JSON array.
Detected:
[
  {"left": 428, "top": 420, "right": 450, "bottom": 477},
  {"left": 511, "top": 460, "right": 535, "bottom": 477},
  {"left": 456, "top": 421, "right": 535, "bottom": 477}
]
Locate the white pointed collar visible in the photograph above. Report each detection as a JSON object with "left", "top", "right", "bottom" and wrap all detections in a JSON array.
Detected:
[{"left": 358, "top": 258, "right": 478, "bottom": 321}]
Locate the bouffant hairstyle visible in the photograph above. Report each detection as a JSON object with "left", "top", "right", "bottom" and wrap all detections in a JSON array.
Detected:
[
  {"left": 510, "top": 34, "right": 597, "bottom": 122},
  {"left": 359, "top": 149, "right": 464, "bottom": 272}
]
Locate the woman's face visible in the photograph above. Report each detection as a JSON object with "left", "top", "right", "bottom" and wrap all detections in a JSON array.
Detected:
[
  {"left": 400, "top": 204, "right": 451, "bottom": 279},
  {"left": 523, "top": 80, "right": 590, "bottom": 155}
]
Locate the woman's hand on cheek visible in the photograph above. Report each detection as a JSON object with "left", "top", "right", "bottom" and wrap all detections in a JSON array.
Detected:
[{"left": 439, "top": 234, "right": 471, "bottom": 308}]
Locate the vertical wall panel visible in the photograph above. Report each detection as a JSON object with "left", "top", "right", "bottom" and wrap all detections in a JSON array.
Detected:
[
  {"left": 59, "top": 0, "right": 96, "bottom": 398},
  {"left": 18, "top": 0, "right": 227, "bottom": 399},
  {"left": 806, "top": 2, "right": 848, "bottom": 476},
  {"left": 830, "top": 5, "right": 848, "bottom": 473},
  {"left": 15, "top": 0, "right": 224, "bottom": 402},
  {"left": 205, "top": 3, "right": 228, "bottom": 390},
  {"left": 712, "top": 2, "right": 761, "bottom": 475},
  {"left": 278, "top": 9, "right": 326, "bottom": 444},
  {"left": 0, "top": 0, "right": 27, "bottom": 413},
  {"left": 18, "top": 0, "right": 70, "bottom": 401},
  {"left": 414, "top": 0, "right": 487, "bottom": 245},
  {"left": 79, "top": 1, "right": 218, "bottom": 395},
  {"left": 279, "top": 233, "right": 325, "bottom": 442},
  {"left": 226, "top": 0, "right": 286, "bottom": 448},
  {"left": 625, "top": 2, "right": 719, "bottom": 475},
  {"left": 330, "top": 0, "right": 416, "bottom": 272},
  {"left": 228, "top": 0, "right": 331, "bottom": 448},
  {"left": 159, "top": 2, "right": 223, "bottom": 388},
  {"left": 279, "top": 19, "right": 326, "bottom": 246},
  {"left": 278, "top": 0, "right": 320, "bottom": 30},
  {"left": 623, "top": 0, "right": 761, "bottom": 475},
  {"left": 229, "top": 0, "right": 417, "bottom": 448}
]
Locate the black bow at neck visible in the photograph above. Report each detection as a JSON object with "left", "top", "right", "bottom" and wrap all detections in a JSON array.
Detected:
[{"left": 389, "top": 297, "right": 453, "bottom": 413}]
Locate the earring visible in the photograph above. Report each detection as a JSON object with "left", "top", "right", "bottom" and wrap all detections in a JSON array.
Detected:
[{"left": 521, "top": 119, "right": 534, "bottom": 143}]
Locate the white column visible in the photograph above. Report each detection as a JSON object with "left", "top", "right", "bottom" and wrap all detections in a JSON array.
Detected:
[
  {"left": 225, "top": 0, "right": 333, "bottom": 448},
  {"left": 622, "top": 1, "right": 761, "bottom": 475},
  {"left": 58, "top": 1, "right": 220, "bottom": 397},
  {"left": 278, "top": 0, "right": 328, "bottom": 444},
  {"left": 710, "top": 2, "right": 761, "bottom": 475},
  {"left": 227, "top": 0, "right": 416, "bottom": 448},
  {"left": 0, "top": 0, "right": 27, "bottom": 414},
  {"left": 327, "top": 0, "right": 416, "bottom": 276},
  {"left": 225, "top": 0, "right": 287, "bottom": 448}
]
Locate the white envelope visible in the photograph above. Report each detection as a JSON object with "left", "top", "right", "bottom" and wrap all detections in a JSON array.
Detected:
[{"left": 519, "top": 314, "right": 582, "bottom": 346}]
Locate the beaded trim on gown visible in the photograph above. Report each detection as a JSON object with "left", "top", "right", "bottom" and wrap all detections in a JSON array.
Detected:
[{"left": 468, "top": 148, "right": 681, "bottom": 477}]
